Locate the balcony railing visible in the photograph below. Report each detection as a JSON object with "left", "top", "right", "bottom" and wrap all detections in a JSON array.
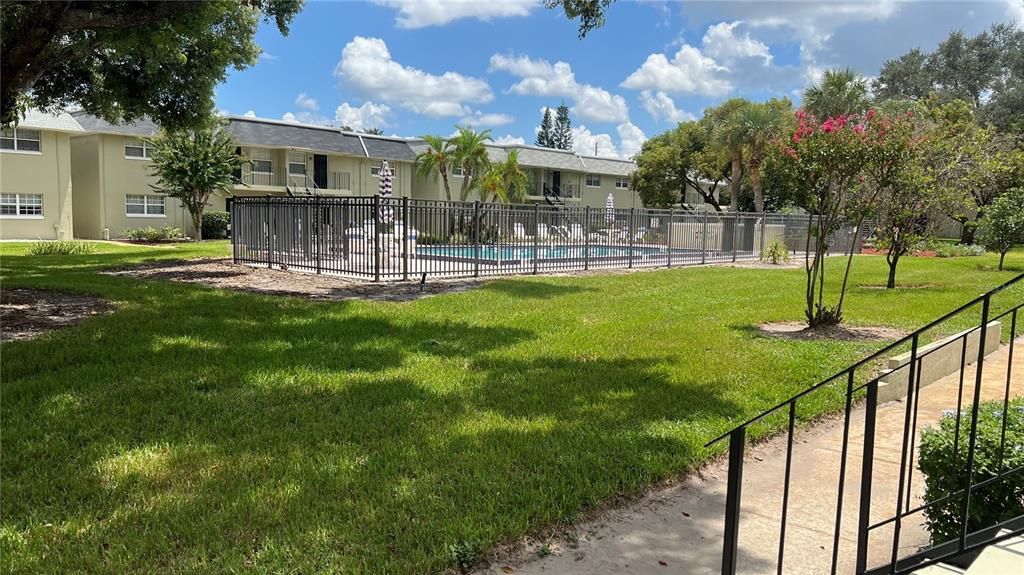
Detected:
[{"left": 241, "top": 171, "right": 352, "bottom": 192}]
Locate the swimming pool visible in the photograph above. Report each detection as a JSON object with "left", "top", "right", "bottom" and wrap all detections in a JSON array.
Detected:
[{"left": 416, "top": 244, "right": 664, "bottom": 262}]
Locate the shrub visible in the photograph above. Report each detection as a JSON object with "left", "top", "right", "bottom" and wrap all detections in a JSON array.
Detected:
[
  {"left": 121, "top": 226, "right": 185, "bottom": 242},
  {"left": 761, "top": 238, "right": 790, "bottom": 264},
  {"left": 919, "top": 398, "right": 1024, "bottom": 544},
  {"left": 201, "top": 211, "right": 230, "bottom": 239},
  {"left": 914, "top": 239, "right": 985, "bottom": 257},
  {"left": 26, "top": 240, "right": 97, "bottom": 256}
]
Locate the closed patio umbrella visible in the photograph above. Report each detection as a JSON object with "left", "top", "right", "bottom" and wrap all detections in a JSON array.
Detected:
[
  {"left": 378, "top": 160, "right": 394, "bottom": 224},
  {"left": 605, "top": 192, "right": 615, "bottom": 225}
]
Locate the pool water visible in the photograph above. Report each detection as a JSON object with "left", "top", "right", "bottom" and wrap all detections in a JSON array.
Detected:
[{"left": 417, "top": 245, "right": 662, "bottom": 260}]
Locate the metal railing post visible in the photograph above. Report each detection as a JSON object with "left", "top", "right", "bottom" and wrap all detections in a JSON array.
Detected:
[
  {"left": 855, "top": 379, "right": 879, "bottom": 574},
  {"left": 402, "top": 196, "right": 409, "bottom": 282},
  {"left": 628, "top": 207, "right": 635, "bottom": 268},
  {"left": 584, "top": 205, "right": 590, "bottom": 271},
  {"left": 473, "top": 200, "right": 481, "bottom": 278},
  {"left": 667, "top": 209, "right": 674, "bottom": 268},
  {"left": 373, "top": 194, "right": 380, "bottom": 282},
  {"left": 722, "top": 428, "right": 746, "bottom": 575},
  {"left": 533, "top": 203, "right": 539, "bottom": 275},
  {"left": 701, "top": 211, "right": 708, "bottom": 264},
  {"left": 314, "top": 195, "right": 321, "bottom": 274},
  {"left": 231, "top": 199, "right": 239, "bottom": 263},
  {"left": 732, "top": 213, "right": 739, "bottom": 262},
  {"left": 960, "top": 294, "right": 992, "bottom": 548}
]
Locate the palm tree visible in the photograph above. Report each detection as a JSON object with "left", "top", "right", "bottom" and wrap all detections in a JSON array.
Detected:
[
  {"left": 415, "top": 135, "right": 455, "bottom": 202},
  {"left": 450, "top": 127, "right": 493, "bottom": 201},
  {"left": 710, "top": 99, "right": 750, "bottom": 212},
  {"left": 482, "top": 150, "right": 529, "bottom": 203},
  {"left": 738, "top": 102, "right": 787, "bottom": 212},
  {"left": 803, "top": 68, "right": 870, "bottom": 120}
]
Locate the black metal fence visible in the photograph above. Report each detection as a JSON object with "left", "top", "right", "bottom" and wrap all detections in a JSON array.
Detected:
[{"left": 231, "top": 195, "right": 862, "bottom": 281}]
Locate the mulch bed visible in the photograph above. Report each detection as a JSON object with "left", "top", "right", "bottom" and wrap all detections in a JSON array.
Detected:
[
  {"left": 102, "top": 259, "right": 488, "bottom": 302},
  {"left": 756, "top": 321, "right": 908, "bottom": 342},
  {"left": 1, "top": 289, "right": 113, "bottom": 342}
]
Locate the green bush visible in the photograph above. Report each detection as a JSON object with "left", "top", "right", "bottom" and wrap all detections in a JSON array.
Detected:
[
  {"left": 919, "top": 398, "right": 1024, "bottom": 544},
  {"left": 201, "top": 211, "right": 230, "bottom": 239},
  {"left": 761, "top": 238, "right": 790, "bottom": 264},
  {"left": 26, "top": 240, "right": 97, "bottom": 256},
  {"left": 121, "top": 226, "right": 185, "bottom": 242}
]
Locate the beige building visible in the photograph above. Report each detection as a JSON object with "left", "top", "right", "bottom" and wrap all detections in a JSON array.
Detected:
[{"left": 0, "top": 110, "right": 81, "bottom": 240}]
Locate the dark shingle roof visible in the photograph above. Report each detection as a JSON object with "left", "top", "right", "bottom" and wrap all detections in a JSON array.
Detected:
[
  {"left": 360, "top": 135, "right": 417, "bottom": 161},
  {"left": 70, "top": 112, "right": 159, "bottom": 136},
  {"left": 225, "top": 118, "right": 366, "bottom": 156}
]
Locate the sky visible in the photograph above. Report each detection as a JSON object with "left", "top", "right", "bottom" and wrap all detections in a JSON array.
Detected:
[{"left": 215, "top": 0, "right": 1024, "bottom": 159}]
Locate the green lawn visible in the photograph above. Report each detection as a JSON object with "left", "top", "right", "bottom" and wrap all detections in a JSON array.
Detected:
[{"left": 1, "top": 242, "right": 1022, "bottom": 573}]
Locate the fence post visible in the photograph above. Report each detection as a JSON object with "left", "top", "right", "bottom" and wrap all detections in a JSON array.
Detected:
[
  {"left": 231, "top": 199, "right": 239, "bottom": 263},
  {"left": 628, "top": 207, "right": 635, "bottom": 268},
  {"left": 373, "top": 194, "right": 380, "bottom": 282},
  {"left": 701, "top": 210, "right": 708, "bottom": 264},
  {"left": 759, "top": 214, "right": 766, "bottom": 259},
  {"left": 268, "top": 199, "right": 275, "bottom": 269},
  {"left": 722, "top": 428, "right": 746, "bottom": 575},
  {"left": 533, "top": 203, "right": 539, "bottom": 275},
  {"left": 314, "top": 195, "right": 322, "bottom": 274},
  {"left": 855, "top": 379, "right": 879, "bottom": 574},
  {"left": 667, "top": 209, "right": 674, "bottom": 268},
  {"left": 402, "top": 196, "right": 409, "bottom": 282},
  {"left": 584, "top": 205, "right": 591, "bottom": 271},
  {"left": 732, "top": 213, "right": 739, "bottom": 262},
  {"left": 473, "top": 200, "right": 481, "bottom": 278}
]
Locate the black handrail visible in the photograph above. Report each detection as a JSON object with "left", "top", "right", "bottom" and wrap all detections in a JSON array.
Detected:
[{"left": 709, "top": 272, "right": 1024, "bottom": 575}]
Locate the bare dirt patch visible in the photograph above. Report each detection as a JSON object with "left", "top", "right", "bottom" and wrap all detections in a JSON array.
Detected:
[
  {"left": 103, "top": 259, "right": 488, "bottom": 302},
  {"left": 757, "top": 321, "right": 907, "bottom": 342},
  {"left": 1, "top": 289, "right": 113, "bottom": 342}
]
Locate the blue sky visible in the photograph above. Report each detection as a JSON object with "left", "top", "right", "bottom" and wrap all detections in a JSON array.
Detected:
[{"left": 215, "top": 0, "right": 1024, "bottom": 158}]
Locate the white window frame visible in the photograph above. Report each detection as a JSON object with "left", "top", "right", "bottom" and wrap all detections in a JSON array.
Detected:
[
  {"left": 125, "top": 194, "right": 166, "bottom": 218},
  {"left": 615, "top": 176, "right": 630, "bottom": 190},
  {"left": 1, "top": 128, "right": 42, "bottom": 155},
  {"left": 451, "top": 166, "right": 464, "bottom": 177},
  {"left": 287, "top": 151, "right": 307, "bottom": 178},
  {"left": 585, "top": 174, "right": 601, "bottom": 188},
  {"left": 0, "top": 193, "right": 44, "bottom": 218},
  {"left": 124, "top": 137, "right": 153, "bottom": 160}
]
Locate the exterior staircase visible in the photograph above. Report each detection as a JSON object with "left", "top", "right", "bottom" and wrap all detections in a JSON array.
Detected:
[{"left": 912, "top": 530, "right": 1024, "bottom": 574}]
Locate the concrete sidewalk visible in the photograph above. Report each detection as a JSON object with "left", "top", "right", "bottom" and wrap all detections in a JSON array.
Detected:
[{"left": 481, "top": 338, "right": 1021, "bottom": 575}]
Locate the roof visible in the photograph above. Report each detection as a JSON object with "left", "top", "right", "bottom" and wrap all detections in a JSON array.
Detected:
[
  {"left": 360, "top": 134, "right": 417, "bottom": 161},
  {"left": 224, "top": 118, "right": 366, "bottom": 156},
  {"left": 16, "top": 110, "right": 83, "bottom": 133},
  {"left": 577, "top": 155, "right": 634, "bottom": 177},
  {"left": 70, "top": 111, "right": 157, "bottom": 136}
]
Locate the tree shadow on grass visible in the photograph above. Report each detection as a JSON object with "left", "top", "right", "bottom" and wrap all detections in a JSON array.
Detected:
[
  {"left": 478, "top": 278, "right": 599, "bottom": 300},
  {"left": 1, "top": 283, "right": 747, "bottom": 573}
]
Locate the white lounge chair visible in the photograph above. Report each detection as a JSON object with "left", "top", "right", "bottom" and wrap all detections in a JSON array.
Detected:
[
  {"left": 513, "top": 222, "right": 533, "bottom": 242},
  {"left": 569, "top": 224, "right": 585, "bottom": 240}
]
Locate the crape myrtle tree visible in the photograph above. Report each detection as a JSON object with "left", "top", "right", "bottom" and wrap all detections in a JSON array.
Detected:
[
  {"left": 147, "top": 120, "right": 244, "bottom": 241},
  {"left": 977, "top": 187, "right": 1024, "bottom": 271},
  {"left": 766, "top": 109, "right": 876, "bottom": 327},
  {"left": 0, "top": 0, "right": 303, "bottom": 129}
]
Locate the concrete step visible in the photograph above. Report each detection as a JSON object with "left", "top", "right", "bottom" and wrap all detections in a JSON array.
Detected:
[
  {"left": 965, "top": 530, "right": 1024, "bottom": 575},
  {"left": 911, "top": 564, "right": 964, "bottom": 574}
]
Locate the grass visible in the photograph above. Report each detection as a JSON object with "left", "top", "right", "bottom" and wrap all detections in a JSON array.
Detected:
[{"left": 1, "top": 241, "right": 1022, "bottom": 573}]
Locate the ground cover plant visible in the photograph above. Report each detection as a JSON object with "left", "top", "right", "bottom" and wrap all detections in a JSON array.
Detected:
[{"left": 1, "top": 241, "right": 1022, "bottom": 573}]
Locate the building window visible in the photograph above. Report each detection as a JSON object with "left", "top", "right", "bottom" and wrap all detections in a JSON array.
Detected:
[
  {"left": 287, "top": 151, "right": 307, "bottom": 178},
  {"left": 125, "top": 194, "right": 166, "bottom": 217},
  {"left": 0, "top": 193, "right": 43, "bottom": 217},
  {"left": 1, "top": 128, "right": 42, "bottom": 153},
  {"left": 370, "top": 163, "right": 398, "bottom": 178},
  {"left": 124, "top": 138, "right": 152, "bottom": 159},
  {"left": 451, "top": 166, "right": 464, "bottom": 177},
  {"left": 615, "top": 176, "right": 629, "bottom": 190},
  {"left": 585, "top": 174, "right": 601, "bottom": 188}
]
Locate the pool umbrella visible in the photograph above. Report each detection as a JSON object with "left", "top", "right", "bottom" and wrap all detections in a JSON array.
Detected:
[
  {"left": 377, "top": 160, "right": 394, "bottom": 224},
  {"left": 605, "top": 192, "right": 615, "bottom": 225}
]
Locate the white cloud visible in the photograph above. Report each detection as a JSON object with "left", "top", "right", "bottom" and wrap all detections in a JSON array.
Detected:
[
  {"left": 702, "top": 21, "right": 772, "bottom": 65},
  {"left": 621, "top": 44, "right": 732, "bottom": 96},
  {"left": 1008, "top": 0, "right": 1024, "bottom": 28},
  {"left": 374, "top": 0, "right": 537, "bottom": 29},
  {"left": 281, "top": 112, "right": 299, "bottom": 123},
  {"left": 243, "top": 110, "right": 257, "bottom": 118},
  {"left": 492, "top": 134, "right": 527, "bottom": 146},
  {"left": 259, "top": 52, "right": 278, "bottom": 62},
  {"left": 616, "top": 122, "right": 647, "bottom": 159},
  {"left": 639, "top": 90, "right": 695, "bottom": 123},
  {"left": 459, "top": 111, "right": 515, "bottom": 127},
  {"left": 335, "top": 101, "right": 392, "bottom": 131},
  {"left": 336, "top": 36, "right": 493, "bottom": 118},
  {"left": 489, "top": 53, "right": 630, "bottom": 123},
  {"left": 295, "top": 92, "right": 319, "bottom": 112}
]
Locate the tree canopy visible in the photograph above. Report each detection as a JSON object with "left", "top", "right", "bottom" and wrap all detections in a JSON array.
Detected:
[{"left": 1, "top": 0, "right": 303, "bottom": 129}]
